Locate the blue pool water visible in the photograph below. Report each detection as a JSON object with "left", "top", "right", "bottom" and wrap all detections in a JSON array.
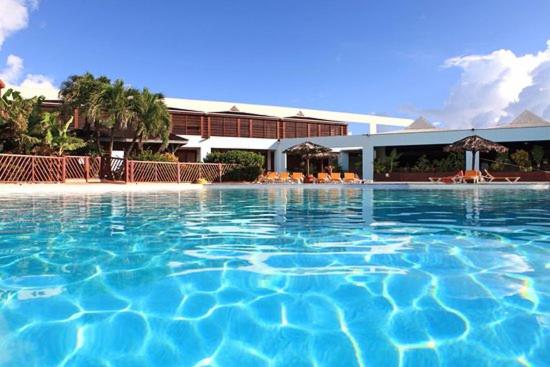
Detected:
[{"left": 0, "top": 187, "right": 548, "bottom": 366}]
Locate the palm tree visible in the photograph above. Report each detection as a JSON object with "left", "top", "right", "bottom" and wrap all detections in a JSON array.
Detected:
[
  {"left": 127, "top": 88, "right": 171, "bottom": 156},
  {"left": 59, "top": 73, "right": 110, "bottom": 152},
  {"left": 89, "top": 79, "right": 138, "bottom": 155}
]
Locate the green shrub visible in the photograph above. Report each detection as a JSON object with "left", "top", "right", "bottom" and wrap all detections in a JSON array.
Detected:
[
  {"left": 373, "top": 149, "right": 401, "bottom": 174},
  {"left": 531, "top": 145, "right": 544, "bottom": 168},
  {"left": 412, "top": 155, "right": 432, "bottom": 172},
  {"left": 203, "top": 150, "right": 264, "bottom": 181},
  {"left": 510, "top": 149, "right": 532, "bottom": 172},
  {"left": 490, "top": 152, "right": 511, "bottom": 171},
  {"left": 134, "top": 150, "right": 178, "bottom": 162},
  {"left": 433, "top": 152, "right": 464, "bottom": 172}
]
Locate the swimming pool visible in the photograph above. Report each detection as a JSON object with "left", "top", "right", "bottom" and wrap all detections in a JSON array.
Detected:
[{"left": 0, "top": 187, "right": 548, "bottom": 366}]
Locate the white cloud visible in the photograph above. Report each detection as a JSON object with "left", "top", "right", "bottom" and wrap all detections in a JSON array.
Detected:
[
  {"left": 15, "top": 73, "right": 58, "bottom": 98},
  {"left": 0, "top": 53, "right": 22, "bottom": 81},
  {"left": 0, "top": 0, "right": 33, "bottom": 49},
  {"left": 0, "top": 0, "right": 57, "bottom": 99},
  {"left": 0, "top": 54, "right": 58, "bottom": 98},
  {"left": 422, "top": 40, "right": 550, "bottom": 128}
]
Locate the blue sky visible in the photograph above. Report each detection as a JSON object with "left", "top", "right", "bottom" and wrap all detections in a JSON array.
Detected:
[{"left": 1, "top": 0, "right": 550, "bottom": 131}]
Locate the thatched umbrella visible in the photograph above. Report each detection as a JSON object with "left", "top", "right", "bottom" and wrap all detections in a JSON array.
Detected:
[
  {"left": 444, "top": 135, "right": 508, "bottom": 169},
  {"left": 283, "top": 141, "right": 332, "bottom": 176}
]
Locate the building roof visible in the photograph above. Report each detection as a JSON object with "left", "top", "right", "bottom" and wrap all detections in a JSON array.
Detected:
[
  {"left": 504, "top": 110, "right": 550, "bottom": 128},
  {"left": 405, "top": 116, "right": 437, "bottom": 130},
  {"left": 163, "top": 97, "right": 413, "bottom": 127}
]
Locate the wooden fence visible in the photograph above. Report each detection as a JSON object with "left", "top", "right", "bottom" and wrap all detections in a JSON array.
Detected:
[
  {"left": 123, "top": 159, "right": 232, "bottom": 183},
  {"left": 0, "top": 154, "right": 233, "bottom": 183},
  {"left": 0, "top": 154, "right": 101, "bottom": 183}
]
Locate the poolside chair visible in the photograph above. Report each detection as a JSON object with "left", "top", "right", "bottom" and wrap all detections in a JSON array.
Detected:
[
  {"left": 278, "top": 172, "right": 291, "bottom": 183},
  {"left": 316, "top": 172, "right": 330, "bottom": 183},
  {"left": 290, "top": 172, "right": 305, "bottom": 183},
  {"left": 482, "top": 169, "right": 520, "bottom": 183},
  {"left": 330, "top": 172, "right": 343, "bottom": 183},
  {"left": 343, "top": 172, "right": 362, "bottom": 184},
  {"left": 263, "top": 172, "right": 279, "bottom": 183},
  {"left": 462, "top": 170, "right": 482, "bottom": 184},
  {"left": 428, "top": 171, "right": 464, "bottom": 184}
]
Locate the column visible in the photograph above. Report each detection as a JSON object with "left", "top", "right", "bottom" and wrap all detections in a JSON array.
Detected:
[
  {"left": 274, "top": 151, "right": 287, "bottom": 172},
  {"left": 362, "top": 146, "right": 374, "bottom": 182},
  {"left": 199, "top": 146, "right": 211, "bottom": 162},
  {"left": 465, "top": 151, "right": 473, "bottom": 170},
  {"left": 369, "top": 122, "right": 377, "bottom": 134}
]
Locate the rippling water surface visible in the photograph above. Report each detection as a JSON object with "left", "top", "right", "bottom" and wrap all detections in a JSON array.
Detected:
[{"left": 0, "top": 187, "right": 549, "bottom": 366}]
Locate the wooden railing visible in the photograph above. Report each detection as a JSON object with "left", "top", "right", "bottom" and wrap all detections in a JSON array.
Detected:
[
  {"left": 65, "top": 156, "right": 101, "bottom": 181},
  {"left": 0, "top": 154, "right": 233, "bottom": 184},
  {"left": 124, "top": 160, "right": 233, "bottom": 183},
  {"left": 0, "top": 154, "right": 100, "bottom": 183}
]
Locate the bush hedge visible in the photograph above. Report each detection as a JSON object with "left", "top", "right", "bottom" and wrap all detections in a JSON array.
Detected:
[
  {"left": 134, "top": 150, "right": 179, "bottom": 162},
  {"left": 203, "top": 150, "right": 264, "bottom": 181}
]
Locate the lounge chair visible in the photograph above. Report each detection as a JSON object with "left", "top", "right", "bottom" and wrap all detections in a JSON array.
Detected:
[
  {"left": 263, "top": 171, "right": 279, "bottom": 183},
  {"left": 290, "top": 172, "right": 304, "bottom": 183},
  {"left": 316, "top": 172, "right": 330, "bottom": 183},
  {"left": 330, "top": 172, "right": 343, "bottom": 183},
  {"left": 482, "top": 169, "right": 520, "bottom": 183},
  {"left": 343, "top": 172, "right": 362, "bottom": 183},
  {"left": 278, "top": 172, "right": 291, "bottom": 183},
  {"left": 462, "top": 170, "right": 482, "bottom": 183},
  {"left": 429, "top": 171, "right": 464, "bottom": 183}
]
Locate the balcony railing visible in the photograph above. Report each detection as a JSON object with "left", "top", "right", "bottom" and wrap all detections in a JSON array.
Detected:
[{"left": 0, "top": 154, "right": 233, "bottom": 184}]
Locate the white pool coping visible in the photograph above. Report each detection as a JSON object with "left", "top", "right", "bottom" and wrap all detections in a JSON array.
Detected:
[
  {"left": 212, "top": 182, "right": 550, "bottom": 190},
  {"left": 0, "top": 183, "right": 203, "bottom": 195},
  {"left": 0, "top": 181, "right": 548, "bottom": 194}
]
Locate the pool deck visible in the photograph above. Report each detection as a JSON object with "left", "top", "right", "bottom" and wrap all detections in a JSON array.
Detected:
[{"left": 0, "top": 181, "right": 548, "bottom": 194}]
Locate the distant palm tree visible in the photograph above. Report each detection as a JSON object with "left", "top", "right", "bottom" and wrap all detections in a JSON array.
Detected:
[
  {"left": 89, "top": 79, "right": 138, "bottom": 155},
  {"left": 127, "top": 88, "right": 170, "bottom": 156},
  {"left": 59, "top": 73, "right": 110, "bottom": 152}
]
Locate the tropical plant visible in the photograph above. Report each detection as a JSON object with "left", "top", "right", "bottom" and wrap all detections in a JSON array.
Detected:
[
  {"left": 386, "top": 149, "right": 401, "bottom": 172},
  {"left": 531, "top": 145, "right": 544, "bottom": 169},
  {"left": 59, "top": 73, "right": 111, "bottom": 152},
  {"left": 411, "top": 154, "right": 432, "bottom": 172},
  {"left": 490, "top": 152, "right": 511, "bottom": 171},
  {"left": 127, "top": 88, "right": 170, "bottom": 155},
  {"left": 433, "top": 152, "right": 464, "bottom": 172},
  {"left": 134, "top": 150, "right": 178, "bottom": 162},
  {"left": 203, "top": 150, "right": 264, "bottom": 181},
  {"left": 373, "top": 149, "right": 401, "bottom": 174},
  {"left": 0, "top": 88, "right": 45, "bottom": 153},
  {"left": 41, "top": 112, "right": 86, "bottom": 155},
  {"left": 510, "top": 149, "right": 532, "bottom": 172},
  {"left": 89, "top": 79, "right": 138, "bottom": 155}
]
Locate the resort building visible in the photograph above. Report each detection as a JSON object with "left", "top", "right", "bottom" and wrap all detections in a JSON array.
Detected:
[
  {"left": 163, "top": 98, "right": 414, "bottom": 170},
  {"left": 44, "top": 96, "right": 550, "bottom": 181},
  {"left": 57, "top": 97, "right": 413, "bottom": 170},
  {"left": 275, "top": 115, "right": 550, "bottom": 182}
]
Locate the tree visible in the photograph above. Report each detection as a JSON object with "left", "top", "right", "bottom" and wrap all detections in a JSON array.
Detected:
[
  {"left": 127, "top": 88, "right": 170, "bottom": 156},
  {"left": 89, "top": 79, "right": 138, "bottom": 155},
  {"left": 41, "top": 112, "right": 86, "bottom": 156},
  {"left": 0, "top": 88, "right": 44, "bottom": 153},
  {"left": 510, "top": 149, "right": 532, "bottom": 172},
  {"left": 59, "top": 73, "right": 111, "bottom": 153},
  {"left": 204, "top": 150, "right": 264, "bottom": 181}
]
